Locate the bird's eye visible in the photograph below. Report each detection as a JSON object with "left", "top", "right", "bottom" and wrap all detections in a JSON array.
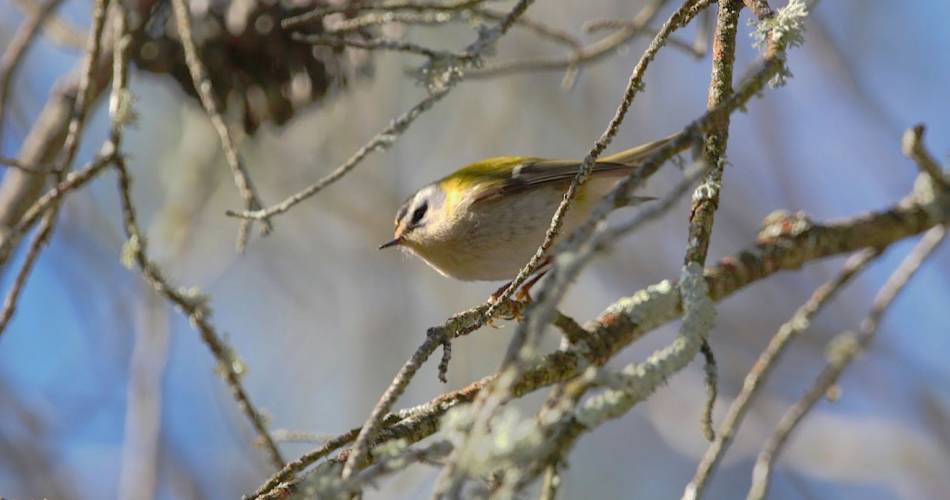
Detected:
[{"left": 411, "top": 202, "right": 428, "bottom": 225}]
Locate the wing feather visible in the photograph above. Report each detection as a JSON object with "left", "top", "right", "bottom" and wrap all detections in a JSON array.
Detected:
[{"left": 470, "top": 134, "right": 676, "bottom": 203}]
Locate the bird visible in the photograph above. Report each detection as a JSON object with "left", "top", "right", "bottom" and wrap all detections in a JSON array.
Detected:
[{"left": 379, "top": 135, "right": 673, "bottom": 284}]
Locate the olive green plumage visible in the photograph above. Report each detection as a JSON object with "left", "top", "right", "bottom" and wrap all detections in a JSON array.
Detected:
[{"left": 380, "top": 135, "right": 672, "bottom": 281}]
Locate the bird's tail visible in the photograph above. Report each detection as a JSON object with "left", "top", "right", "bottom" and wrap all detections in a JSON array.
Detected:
[{"left": 598, "top": 132, "right": 680, "bottom": 166}]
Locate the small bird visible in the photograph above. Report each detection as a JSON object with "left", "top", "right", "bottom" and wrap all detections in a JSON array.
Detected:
[{"left": 380, "top": 136, "right": 673, "bottom": 282}]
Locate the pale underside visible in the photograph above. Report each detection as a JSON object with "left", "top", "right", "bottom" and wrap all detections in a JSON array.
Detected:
[{"left": 405, "top": 176, "right": 627, "bottom": 281}]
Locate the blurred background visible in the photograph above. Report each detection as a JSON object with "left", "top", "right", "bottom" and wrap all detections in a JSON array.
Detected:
[{"left": 1, "top": 0, "right": 948, "bottom": 498}]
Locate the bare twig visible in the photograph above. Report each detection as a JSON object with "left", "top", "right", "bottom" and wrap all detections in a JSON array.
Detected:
[
  {"left": 699, "top": 340, "right": 718, "bottom": 441},
  {"left": 11, "top": 145, "right": 117, "bottom": 236},
  {"left": 552, "top": 310, "right": 589, "bottom": 347},
  {"left": 11, "top": 0, "right": 85, "bottom": 48},
  {"left": 902, "top": 124, "right": 949, "bottom": 191},
  {"left": 168, "top": 0, "right": 271, "bottom": 252},
  {"left": 0, "top": 0, "right": 65, "bottom": 142},
  {"left": 112, "top": 157, "right": 286, "bottom": 469},
  {"left": 0, "top": 51, "right": 113, "bottom": 266},
  {"left": 746, "top": 225, "right": 947, "bottom": 500},
  {"left": 282, "top": 0, "right": 490, "bottom": 28},
  {"left": 470, "top": 0, "right": 674, "bottom": 79},
  {"left": 324, "top": 7, "right": 580, "bottom": 48},
  {"left": 683, "top": 247, "right": 880, "bottom": 500},
  {"left": 341, "top": 329, "right": 451, "bottom": 478},
  {"left": 0, "top": 156, "right": 55, "bottom": 173},
  {"left": 271, "top": 430, "right": 335, "bottom": 444},
  {"left": 581, "top": 19, "right": 705, "bottom": 58},
  {"left": 324, "top": 10, "right": 457, "bottom": 32},
  {"left": 0, "top": 0, "right": 111, "bottom": 338},
  {"left": 227, "top": 84, "right": 451, "bottom": 221},
  {"left": 291, "top": 32, "right": 467, "bottom": 60},
  {"left": 230, "top": 0, "right": 534, "bottom": 224},
  {"left": 540, "top": 462, "right": 561, "bottom": 500}
]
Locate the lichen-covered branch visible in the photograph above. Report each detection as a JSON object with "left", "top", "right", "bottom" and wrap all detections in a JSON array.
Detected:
[{"left": 683, "top": 247, "right": 880, "bottom": 500}]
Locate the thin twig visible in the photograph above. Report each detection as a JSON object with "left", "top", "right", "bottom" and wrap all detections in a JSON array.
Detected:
[
  {"left": 325, "top": 10, "right": 457, "bottom": 32},
  {"left": 902, "top": 124, "right": 949, "bottom": 191},
  {"left": 271, "top": 430, "right": 335, "bottom": 444},
  {"left": 292, "top": 32, "right": 467, "bottom": 60},
  {"left": 230, "top": 0, "right": 533, "bottom": 224},
  {"left": 746, "top": 225, "right": 947, "bottom": 500},
  {"left": 0, "top": 0, "right": 110, "bottom": 338},
  {"left": 539, "top": 462, "right": 561, "bottom": 500},
  {"left": 0, "top": 0, "right": 66, "bottom": 142},
  {"left": 682, "top": 247, "right": 880, "bottom": 500},
  {"left": 582, "top": 19, "right": 705, "bottom": 58},
  {"left": 168, "top": 0, "right": 271, "bottom": 252},
  {"left": 321, "top": 7, "right": 581, "bottom": 50},
  {"left": 13, "top": 145, "right": 117, "bottom": 234},
  {"left": 282, "top": 0, "right": 490, "bottom": 28},
  {"left": 0, "top": 156, "right": 55, "bottom": 173},
  {"left": 469, "top": 0, "right": 672, "bottom": 79},
  {"left": 11, "top": 0, "right": 85, "bottom": 48},
  {"left": 699, "top": 340, "right": 718, "bottom": 441},
  {"left": 227, "top": 85, "right": 452, "bottom": 221},
  {"left": 552, "top": 310, "right": 589, "bottom": 347},
  {"left": 340, "top": 328, "right": 450, "bottom": 478},
  {"left": 112, "top": 157, "right": 286, "bottom": 470}
]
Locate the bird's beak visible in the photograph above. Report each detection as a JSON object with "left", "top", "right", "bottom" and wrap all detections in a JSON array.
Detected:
[{"left": 378, "top": 236, "right": 403, "bottom": 249}]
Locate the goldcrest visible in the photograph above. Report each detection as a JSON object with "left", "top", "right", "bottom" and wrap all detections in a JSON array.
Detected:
[{"left": 380, "top": 136, "right": 672, "bottom": 281}]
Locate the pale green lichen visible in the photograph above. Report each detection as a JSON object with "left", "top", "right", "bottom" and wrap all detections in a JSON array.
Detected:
[
  {"left": 911, "top": 172, "right": 948, "bottom": 224},
  {"left": 120, "top": 234, "right": 141, "bottom": 270},
  {"left": 576, "top": 264, "right": 715, "bottom": 428},
  {"left": 373, "top": 438, "right": 409, "bottom": 461},
  {"left": 825, "top": 331, "right": 860, "bottom": 364},
  {"left": 177, "top": 286, "right": 210, "bottom": 313},
  {"left": 214, "top": 343, "right": 247, "bottom": 379},
  {"left": 602, "top": 279, "right": 678, "bottom": 331},
  {"left": 752, "top": 0, "right": 808, "bottom": 51},
  {"left": 751, "top": 0, "right": 809, "bottom": 87},
  {"left": 440, "top": 404, "right": 543, "bottom": 479},
  {"left": 109, "top": 88, "right": 139, "bottom": 128}
]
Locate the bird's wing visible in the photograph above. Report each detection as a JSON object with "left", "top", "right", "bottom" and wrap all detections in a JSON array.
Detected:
[
  {"left": 471, "top": 159, "right": 631, "bottom": 203},
  {"left": 469, "top": 134, "right": 677, "bottom": 203}
]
